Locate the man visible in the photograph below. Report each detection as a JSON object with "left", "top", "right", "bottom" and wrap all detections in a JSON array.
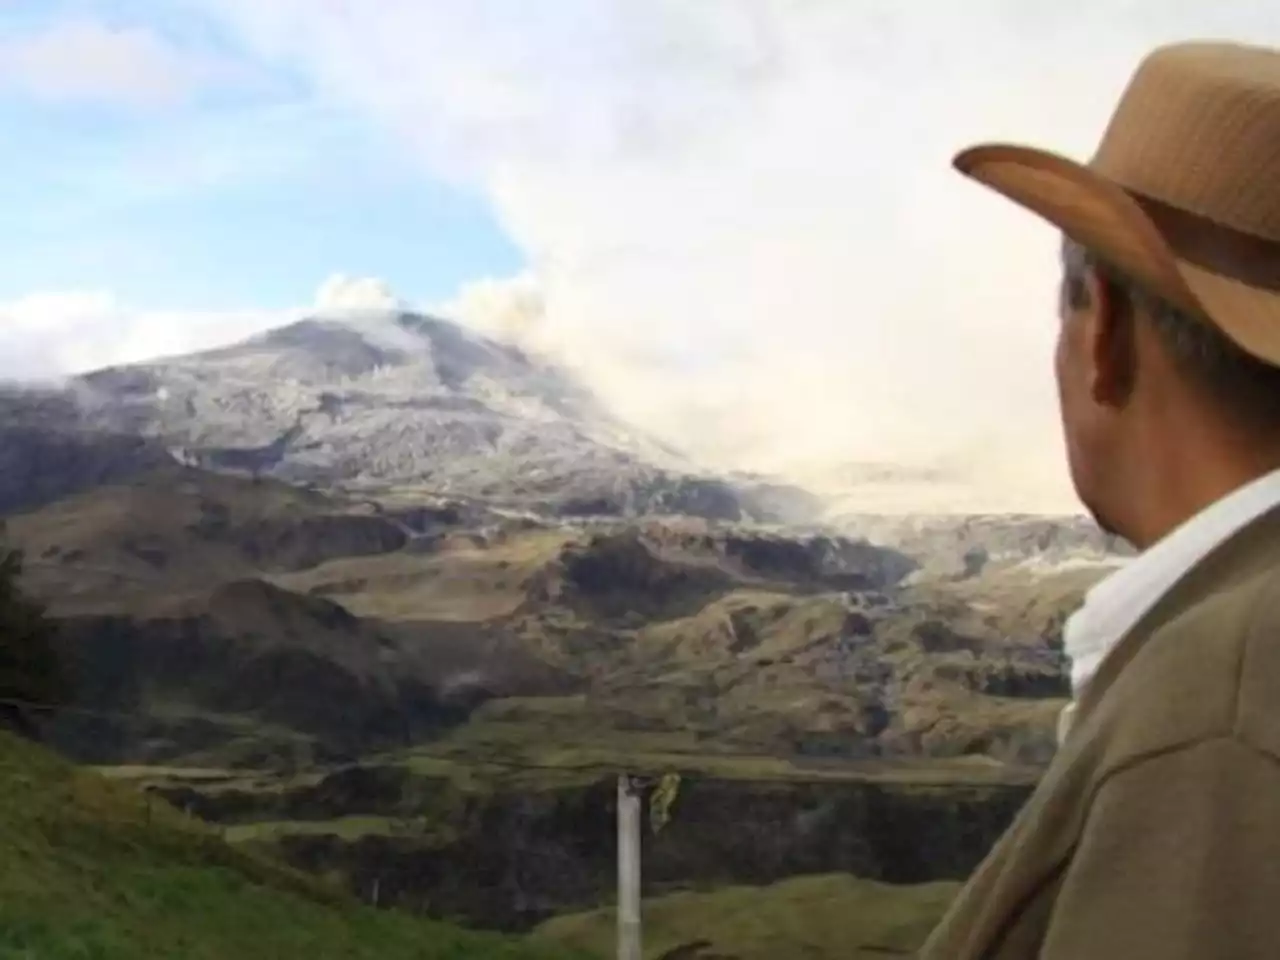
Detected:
[{"left": 920, "top": 40, "right": 1280, "bottom": 959}]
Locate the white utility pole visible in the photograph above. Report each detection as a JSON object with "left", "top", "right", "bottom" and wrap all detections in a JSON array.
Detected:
[{"left": 617, "top": 773, "right": 642, "bottom": 960}]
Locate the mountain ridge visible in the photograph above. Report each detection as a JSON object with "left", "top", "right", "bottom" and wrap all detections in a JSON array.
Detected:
[{"left": 2, "top": 311, "right": 833, "bottom": 525}]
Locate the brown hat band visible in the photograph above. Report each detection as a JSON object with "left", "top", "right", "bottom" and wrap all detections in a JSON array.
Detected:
[{"left": 1129, "top": 190, "right": 1280, "bottom": 293}]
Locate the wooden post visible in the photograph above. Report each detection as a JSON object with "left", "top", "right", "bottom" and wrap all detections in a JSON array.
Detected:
[{"left": 617, "top": 774, "right": 642, "bottom": 960}]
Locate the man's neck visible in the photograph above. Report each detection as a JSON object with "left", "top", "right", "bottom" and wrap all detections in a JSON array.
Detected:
[{"left": 1125, "top": 431, "right": 1280, "bottom": 550}]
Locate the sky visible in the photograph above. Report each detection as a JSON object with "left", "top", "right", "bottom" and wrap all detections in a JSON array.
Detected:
[{"left": 1, "top": 1, "right": 1277, "bottom": 512}]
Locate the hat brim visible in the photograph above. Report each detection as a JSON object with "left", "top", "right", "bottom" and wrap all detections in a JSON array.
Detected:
[
  {"left": 953, "top": 143, "right": 1194, "bottom": 307},
  {"left": 953, "top": 142, "right": 1280, "bottom": 366}
]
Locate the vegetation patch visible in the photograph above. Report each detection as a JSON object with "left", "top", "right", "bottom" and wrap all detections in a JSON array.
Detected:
[
  {"left": 0, "top": 728, "right": 587, "bottom": 959},
  {"left": 536, "top": 873, "right": 959, "bottom": 960}
]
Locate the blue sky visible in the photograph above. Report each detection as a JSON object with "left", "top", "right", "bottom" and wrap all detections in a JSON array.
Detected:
[{"left": 0, "top": 0, "right": 523, "bottom": 311}]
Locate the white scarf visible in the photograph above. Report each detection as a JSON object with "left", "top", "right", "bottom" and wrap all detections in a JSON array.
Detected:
[{"left": 1058, "top": 467, "right": 1280, "bottom": 744}]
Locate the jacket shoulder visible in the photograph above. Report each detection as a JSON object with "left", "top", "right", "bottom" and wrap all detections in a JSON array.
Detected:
[
  {"left": 1234, "top": 570, "right": 1280, "bottom": 760},
  {"left": 1090, "top": 558, "right": 1280, "bottom": 772}
]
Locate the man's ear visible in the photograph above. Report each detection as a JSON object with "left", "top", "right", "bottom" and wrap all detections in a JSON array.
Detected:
[{"left": 1083, "top": 268, "right": 1136, "bottom": 407}]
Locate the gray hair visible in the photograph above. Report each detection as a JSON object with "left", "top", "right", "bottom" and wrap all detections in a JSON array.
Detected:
[{"left": 1059, "top": 235, "right": 1280, "bottom": 427}]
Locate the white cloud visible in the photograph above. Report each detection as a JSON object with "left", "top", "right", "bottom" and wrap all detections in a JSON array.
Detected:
[
  {"left": 10, "top": 1, "right": 1280, "bottom": 512},
  {"left": 309, "top": 275, "right": 439, "bottom": 354},
  {"left": 0, "top": 17, "right": 242, "bottom": 108},
  {"left": 0, "top": 274, "right": 457, "bottom": 384},
  {"left": 186, "top": 0, "right": 1280, "bottom": 512},
  {"left": 0, "top": 290, "right": 291, "bottom": 381},
  {"left": 437, "top": 272, "right": 547, "bottom": 348},
  {"left": 314, "top": 274, "right": 405, "bottom": 314}
]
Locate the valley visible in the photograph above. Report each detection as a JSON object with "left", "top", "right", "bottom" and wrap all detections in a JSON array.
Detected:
[{"left": 0, "top": 310, "right": 1120, "bottom": 958}]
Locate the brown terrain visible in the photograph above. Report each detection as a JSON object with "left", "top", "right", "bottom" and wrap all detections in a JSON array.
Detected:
[{"left": 0, "top": 315, "right": 1124, "bottom": 957}]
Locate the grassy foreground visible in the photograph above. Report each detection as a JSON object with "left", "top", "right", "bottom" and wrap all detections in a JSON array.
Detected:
[
  {"left": 535, "top": 873, "right": 959, "bottom": 960},
  {"left": 0, "top": 729, "right": 588, "bottom": 960}
]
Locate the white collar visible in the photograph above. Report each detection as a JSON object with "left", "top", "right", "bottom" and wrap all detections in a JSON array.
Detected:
[{"left": 1064, "top": 467, "right": 1280, "bottom": 702}]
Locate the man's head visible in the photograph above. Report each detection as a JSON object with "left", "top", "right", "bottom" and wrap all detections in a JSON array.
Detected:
[
  {"left": 1053, "top": 235, "right": 1280, "bottom": 546},
  {"left": 950, "top": 40, "right": 1280, "bottom": 546}
]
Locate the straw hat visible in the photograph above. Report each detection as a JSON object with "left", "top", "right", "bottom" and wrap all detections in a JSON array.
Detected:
[{"left": 954, "top": 41, "right": 1280, "bottom": 365}]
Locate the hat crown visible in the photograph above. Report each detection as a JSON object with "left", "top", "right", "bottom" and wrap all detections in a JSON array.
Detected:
[{"left": 1093, "top": 41, "right": 1280, "bottom": 243}]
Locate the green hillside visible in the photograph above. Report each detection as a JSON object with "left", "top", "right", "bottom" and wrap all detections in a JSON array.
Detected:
[
  {"left": 0, "top": 729, "right": 590, "bottom": 960},
  {"left": 536, "top": 873, "right": 959, "bottom": 960}
]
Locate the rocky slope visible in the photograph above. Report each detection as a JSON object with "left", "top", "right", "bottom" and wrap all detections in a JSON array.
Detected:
[
  {"left": 146, "top": 765, "right": 1030, "bottom": 931},
  {"left": 836, "top": 512, "right": 1131, "bottom": 579},
  {"left": 0, "top": 312, "right": 820, "bottom": 524},
  {"left": 8, "top": 465, "right": 940, "bottom": 766},
  {"left": 47, "top": 578, "right": 575, "bottom": 765},
  {"left": 0, "top": 386, "right": 175, "bottom": 515},
  {"left": 0, "top": 449, "right": 1110, "bottom": 776}
]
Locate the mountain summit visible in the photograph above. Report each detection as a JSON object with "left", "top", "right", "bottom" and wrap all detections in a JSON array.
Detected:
[{"left": 2, "top": 310, "right": 815, "bottom": 523}]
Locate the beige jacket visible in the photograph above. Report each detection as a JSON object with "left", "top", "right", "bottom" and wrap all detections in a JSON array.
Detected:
[{"left": 919, "top": 505, "right": 1280, "bottom": 959}]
